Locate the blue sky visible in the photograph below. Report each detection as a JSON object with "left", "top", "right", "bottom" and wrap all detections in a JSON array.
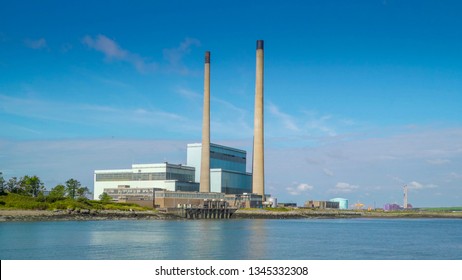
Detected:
[{"left": 1, "top": 0, "right": 462, "bottom": 207}]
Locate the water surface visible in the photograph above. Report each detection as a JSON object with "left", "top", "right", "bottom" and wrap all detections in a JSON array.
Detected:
[{"left": 1, "top": 218, "right": 461, "bottom": 259}]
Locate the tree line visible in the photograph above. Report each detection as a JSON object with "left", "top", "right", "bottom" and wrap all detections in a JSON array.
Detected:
[{"left": 0, "top": 172, "right": 91, "bottom": 201}]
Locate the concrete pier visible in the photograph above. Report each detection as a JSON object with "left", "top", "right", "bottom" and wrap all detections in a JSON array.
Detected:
[
  {"left": 252, "top": 40, "right": 265, "bottom": 199},
  {"left": 182, "top": 207, "right": 237, "bottom": 219},
  {"left": 200, "top": 51, "right": 211, "bottom": 193},
  {"left": 170, "top": 200, "right": 237, "bottom": 219}
]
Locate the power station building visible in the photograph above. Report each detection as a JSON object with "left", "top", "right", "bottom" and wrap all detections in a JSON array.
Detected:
[
  {"left": 93, "top": 163, "right": 199, "bottom": 200},
  {"left": 93, "top": 143, "right": 252, "bottom": 200},
  {"left": 187, "top": 143, "right": 252, "bottom": 194}
]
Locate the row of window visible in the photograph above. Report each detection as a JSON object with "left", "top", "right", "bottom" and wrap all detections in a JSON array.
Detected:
[
  {"left": 105, "top": 189, "right": 155, "bottom": 194},
  {"left": 210, "top": 151, "right": 246, "bottom": 164},
  {"left": 156, "top": 192, "right": 225, "bottom": 199},
  {"left": 222, "top": 186, "right": 252, "bottom": 195},
  {"left": 95, "top": 172, "right": 194, "bottom": 182}
]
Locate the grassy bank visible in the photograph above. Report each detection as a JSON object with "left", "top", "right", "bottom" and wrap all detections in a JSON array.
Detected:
[
  {"left": 420, "top": 207, "right": 462, "bottom": 212},
  {"left": 234, "top": 207, "right": 462, "bottom": 219},
  {"left": 0, "top": 193, "right": 150, "bottom": 212}
]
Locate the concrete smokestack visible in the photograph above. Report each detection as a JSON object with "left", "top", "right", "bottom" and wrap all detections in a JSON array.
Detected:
[
  {"left": 200, "top": 51, "right": 211, "bottom": 193},
  {"left": 252, "top": 40, "right": 265, "bottom": 199}
]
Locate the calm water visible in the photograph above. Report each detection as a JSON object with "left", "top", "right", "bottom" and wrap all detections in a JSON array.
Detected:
[{"left": 1, "top": 218, "right": 461, "bottom": 259}]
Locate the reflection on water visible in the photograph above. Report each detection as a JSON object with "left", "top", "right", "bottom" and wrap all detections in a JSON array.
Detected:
[
  {"left": 1, "top": 219, "right": 461, "bottom": 259},
  {"left": 246, "top": 219, "right": 267, "bottom": 259}
]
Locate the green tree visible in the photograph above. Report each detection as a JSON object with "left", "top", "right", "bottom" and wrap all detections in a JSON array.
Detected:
[
  {"left": 6, "top": 177, "right": 22, "bottom": 194},
  {"left": 20, "top": 175, "right": 45, "bottom": 197},
  {"left": 65, "top": 178, "right": 81, "bottom": 199},
  {"left": 76, "top": 186, "right": 91, "bottom": 199},
  {"left": 99, "top": 192, "right": 112, "bottom": 203},
  {"left": 0, "top": 172, "right": 5, "bottom": 195},
  {"left": 48, "top": 184, "right": 66, "bottom": 202}
]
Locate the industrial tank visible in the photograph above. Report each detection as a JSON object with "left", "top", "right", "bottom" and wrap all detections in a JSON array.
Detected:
[
  {"left": 329, "top": 198, "right": 348, "bottom": 209},
  {"left": 267, "top": 197, "right": 278, "bottom": 208}
]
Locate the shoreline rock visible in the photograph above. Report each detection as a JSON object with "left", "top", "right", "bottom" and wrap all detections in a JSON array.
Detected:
[
  {"left": 0, "top": 209, "right": 181, "bottom": 222},
  {"left": 233, "top": 209, "right": 462, "bottom": 219},
  {"left": 1, "top": 209, "right": 461, "bottom": 222}
]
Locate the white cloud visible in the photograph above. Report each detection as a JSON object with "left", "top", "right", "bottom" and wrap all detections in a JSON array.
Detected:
[
  {"left": 426, "top": 158, "right": 450, "bottom": 165},
  {"left": 24, "top": 38, "right": 47, "bottom": 49},
  {"left": 330, "top": 182, "right": 359, "bottom": 193},
  {"left": 297, "top": 183, "right": 314, "bottom": 191},
  {"left": 83, "top": 35, "right": 126, "bottom": 58},
  {"left": 286, "top": 183, "right": 314, "bottom": 196},
  {"left": 83, "top": 34, "right": 157, "bottom": 73},
  {"left": 176, "top": 87, "right": 202, "bottom": 100},
  {"left": 304, "top": 111, "right": 337, "bottom": 137},
  {"left": 268, "top": 103, "right": 300, "bottom": 132},
  {"left": 163, "top": 38, "right": 201, "bottom": 74},
  {"left": 83, "top": 35, "right": 200, "bottom": 75},
  {"left": 408, "top": 181, "right": 438, "bottom": 190}
]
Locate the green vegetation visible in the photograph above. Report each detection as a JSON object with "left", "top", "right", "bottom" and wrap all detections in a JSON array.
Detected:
[
  {"left": 0, "top": 193, "right": 150, "bottom": 211},
  {"left": 421, "top": 207, "right": 462, "bottom": 212},
  {"left": 262, "top": 207, "right": 291, "bottom": 212},
  {"left": 98, "top": 192, "right": 112, "bottom": 203},
  {"left": 0, "top": 173, "right": 150, "bottom": 212}
]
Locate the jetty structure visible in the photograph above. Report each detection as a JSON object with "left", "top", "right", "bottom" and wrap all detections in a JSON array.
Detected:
[{"left": 93, "top": 41, "right": 268, "bottom": 218}]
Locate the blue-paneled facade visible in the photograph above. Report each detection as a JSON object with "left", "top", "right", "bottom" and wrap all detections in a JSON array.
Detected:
[{"left": 187, "top": 143, "right": 252, "bottom": 194}]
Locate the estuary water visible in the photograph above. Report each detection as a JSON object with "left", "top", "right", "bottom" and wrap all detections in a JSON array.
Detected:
[{"left": 1, "top": 218, "right": 461, "bottom": 260}]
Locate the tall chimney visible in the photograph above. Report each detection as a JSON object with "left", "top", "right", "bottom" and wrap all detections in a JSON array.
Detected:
[
  {"left": 200, "top": 51, "right": 211, "bottom": 193},
  {"left": 252, "top": 40, "right": 265, "bottom": 199},
  {"left": 403, "top": 185, "right": 408, "bottom": 209}
]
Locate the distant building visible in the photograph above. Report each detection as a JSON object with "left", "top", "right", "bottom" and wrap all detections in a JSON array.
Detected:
[
  {"left": 305, "top": 200, "right": 339, "bottom": 209},
  {"left": 384, "top": 203, "right": 401, "bottom": 211},
  {"left": 93, "top": 163, "right": 199, "bottom": 200},
  {"left": 383, "top": 203, "right": 413, "bottom": 211},
  {"left": 187, "top": 143, "right": 252, "bottom": 194},
  {"left": 330, "top": 198, "right": 349, "bottom": 209},
  {"left": 278, "top": 202, "right": 297, "bottom": 208}
]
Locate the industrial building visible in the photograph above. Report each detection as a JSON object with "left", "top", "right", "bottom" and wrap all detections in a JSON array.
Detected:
[
  {"left": 93, "top": 163, "right": 199, "bottom": 200},
  {"left": 154, "top": 190, "right": 226, "bottom": 208},
  {"left": 187, "top": 143, "right": 252, "bottom": 194},
  {"left": 330, "top": 198, "right": 349, "bottom": 209},
  {"left": 227, "top": 193, "right": 263, "bottom": 208},
  {"left": 305, "top": 200, "right": 340, "bottom": 209},
  {"left": 94, "top": 141, "right": 253, "bottom": 200},
  {"left": 103, "top": 186, "right": 163, "bottom": 208}
]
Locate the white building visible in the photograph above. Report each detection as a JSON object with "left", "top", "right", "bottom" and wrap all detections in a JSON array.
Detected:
[{"left": 93, "top": 163, "right": 198, "bottom": 200}]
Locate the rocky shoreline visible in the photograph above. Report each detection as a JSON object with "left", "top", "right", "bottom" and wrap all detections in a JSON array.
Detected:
[
  {"left": 1, "top": 208, "right": 462, "bottom": 222},
  {"left": 0, "top": 209, "right": 180, "bottom": 222},
  {"left": 233, "top": 209, "right": 462, "bottom": 219},
  {"left": 233, "top": 209, "right": 363, "bottom": 219}
]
